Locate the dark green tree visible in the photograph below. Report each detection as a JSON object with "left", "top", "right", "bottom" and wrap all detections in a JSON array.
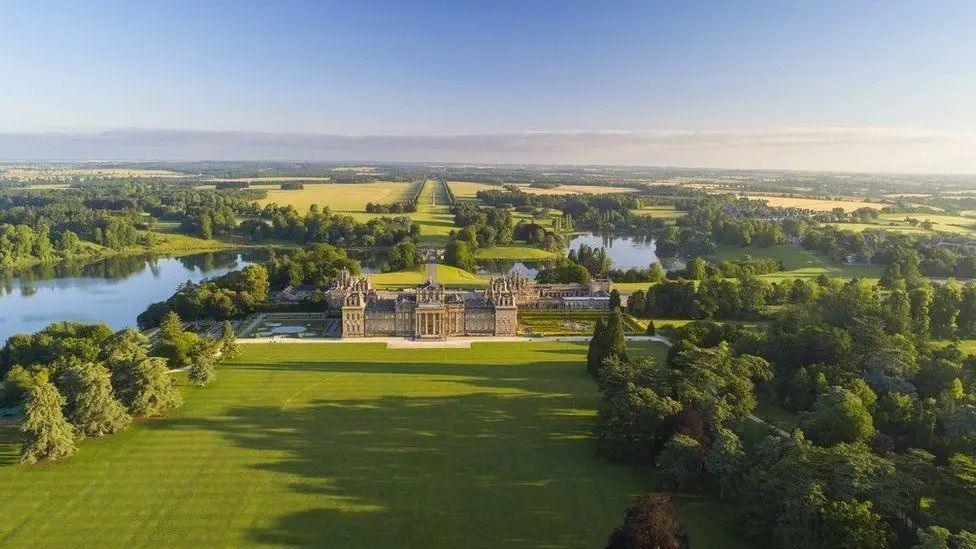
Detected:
[
  {"left": 58, "top": 362, "right": 131, "bottom": 436},
  {"left": 801, "top": 386, "right": 875, "bottom": 446},
  {"left": 20, "top": 380, "right": 77, "bottom": 464}
]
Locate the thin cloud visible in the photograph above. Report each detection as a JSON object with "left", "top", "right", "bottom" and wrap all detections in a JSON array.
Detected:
[{"left": 1, "top": 127, "right": 974, "bottom": 173}]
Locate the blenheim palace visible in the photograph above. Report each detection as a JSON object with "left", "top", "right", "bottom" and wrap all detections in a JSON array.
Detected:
[{"left": 326, "top": 269, "right": 613, "bottom": 340}]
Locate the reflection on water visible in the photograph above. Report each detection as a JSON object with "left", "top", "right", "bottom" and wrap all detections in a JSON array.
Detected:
[
  {"left": 0, "top": 251, "right": 267, "bottom": 342},
  {"left": 567, "top": 232, "right": 660, "bottom": 271},
  {"left": 476, "top": 232, "right": 682, "bottom": 279}
]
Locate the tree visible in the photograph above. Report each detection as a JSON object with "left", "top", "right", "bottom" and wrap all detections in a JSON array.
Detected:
[
  {"left": 801, "top": 386, "right": 875, "bottom": 446},
  {"left": 909, "top": 284, "right": 934, "bottom": 338},
  {"left": 58, "top": 362, "right": 131, "bottom": 436},
  {"left": 444, "top": 240, "right": 476, "bottom": 272},
  {"left": 20, "top": 380, "right": 77, "bottom": 464},
  {"left": 686, "top": 257, "right": 707, "bottom": 280},
  {"left": 596, "top": 381, "right": 682, "bottom": 459},
  {"left": 114, "top": 357, "right": 183, "bottom": 417},
  {"left": 655, "top": 434, "right": 703, "bottom": 490},
  {"left": 187, "top": 340, "right": 218, "bottom": 386},
  {"left": 648, "top": 263, "right": 666, "bottom": 283},
  {"left": 606, "top": 494, "right": 688, "bottom": 549},
  {"left": 609, "top": 289, "right": 622, "bottom": 310},
  {"left": 884, "top": 290, "right": 912, "bottom": 335},
  {"left": 587, "top": 317, "right": 608, "bottom": 376},
  {"left": 957, "top": 281, "right": 976, "bottom": 337},
  {"left": 645, "top": 319, "right": 656, "bottom": 336},
  {"left": 819, "top": 499, "right": 891, "bottom": 549},
  {"left": 219, "top": 320, "right": 240, "bottom": 359},
  {"left": 155, "top": 311, "right": 199, "bottom": 369},
  {"left": 588, "top": 308, "right": 638, "bottom": 372},
  {"left": 706, "top": 427, "right": 745, "bottom": 497},
  {"left": 385, "top": 240, "right": 417, "bottom": 271},
  {"left": 931, "top": 281, "right": 962, "bottom": 339}
]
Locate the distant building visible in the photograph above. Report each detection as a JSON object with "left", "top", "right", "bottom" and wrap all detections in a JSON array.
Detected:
[{"left": 326, "top": 269, "right": 612, "bottom": 339}]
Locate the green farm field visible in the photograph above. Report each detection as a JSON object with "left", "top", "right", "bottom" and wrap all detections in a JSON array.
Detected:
[
  {"left": 0, "top": 341, "right": 746, "bottom": 548},
  {"left": 706, "top": 244, "right": 884, "bottom": 281}
]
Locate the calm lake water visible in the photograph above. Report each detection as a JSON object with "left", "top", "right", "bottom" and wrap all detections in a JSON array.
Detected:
[
  {"left": 0, "top": 251, "right": 263, "bottom": 343},
  {"left": 567, "top": 232, "right": 660, "bottom": 270},
  {"left": 477, "top": 232, "right": 681, "bottom": 279}
]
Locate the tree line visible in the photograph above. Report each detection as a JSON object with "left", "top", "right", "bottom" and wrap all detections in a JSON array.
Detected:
[{"left": 1, "top": 317, "right": 236, "bottom": 464}]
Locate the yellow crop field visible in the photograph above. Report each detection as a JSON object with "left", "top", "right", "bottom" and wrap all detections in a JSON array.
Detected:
[
  {"left": 206, "top": 176, "right": 333, "bottom": 183},
  {"left": 740, "top": 194, "right": 888, "bottom": 212},
  {"left": 521, "top": 184, "right": 637, "bottom": 195},
  {"left": 447, "top": 181, "right": 504, "bottom": 200},
  {"left": 254, "top": 181, "right": 415, "bottom": 212}
]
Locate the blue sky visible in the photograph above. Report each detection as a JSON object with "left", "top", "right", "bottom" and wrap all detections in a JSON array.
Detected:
[{"left": 1, "top": 1, "right": 975, "bottom": 171}]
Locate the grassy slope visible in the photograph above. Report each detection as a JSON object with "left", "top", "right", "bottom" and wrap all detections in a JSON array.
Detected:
[
  {"left": 474, "top": 245, "right": 561, "bottom": 260},
  {"left": 706, "top": 244, "right": 884, "bottom": 281},
  {"left": 369, "top": 264, "right": 488, "bottom": 289},
  {"left": 0, "top": 341, "right": 747, "bottom": 548}
]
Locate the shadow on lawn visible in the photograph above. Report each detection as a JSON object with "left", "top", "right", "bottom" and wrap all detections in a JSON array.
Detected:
[{"left": 163, "top": 356, "right": 651, "bottom": 547}]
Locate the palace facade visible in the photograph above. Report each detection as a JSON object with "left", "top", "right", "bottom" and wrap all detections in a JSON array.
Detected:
[{"left": 327, "top": 270, "right": 613, "bottom": 340}]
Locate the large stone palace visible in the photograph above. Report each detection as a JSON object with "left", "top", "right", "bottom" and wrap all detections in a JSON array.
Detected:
[{"left": 326, "top": 269, "right": 613, "bottom": 340}]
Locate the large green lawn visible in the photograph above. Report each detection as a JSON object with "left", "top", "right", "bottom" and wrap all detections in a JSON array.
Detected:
[{"left": 0, "top": 341, "right": 746, "bottom": 547}]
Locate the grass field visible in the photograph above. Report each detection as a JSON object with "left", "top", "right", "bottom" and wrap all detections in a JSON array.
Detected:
[
  {"left": 368, "top": 264, "right": 488, "bottom": 289},
  {"left": 0, "top": 341, "right": 746, "bottom": 548},
  {"left": 630, "top": 205, "right": 685, "bottom": 220},
  {"left": 706, "top": 244, "right": 884, "bottom": 281},
  {"left": 447, "top": 181, "right": 502, "bottom": 201},
  {"left": 520, "top": 184, "right": 637, "bottom": 196},
  {"left": 254, "top": 181, "right": 416, "bottom": 213},
  {"left": 823, "top": 213, "right": 976, "bottom": 236},
  {"left": 732, "top": 194, "right": 888, "bottom": 212},
  {"left": 474, "top": 245, "right": 561, "bottom": 260}
]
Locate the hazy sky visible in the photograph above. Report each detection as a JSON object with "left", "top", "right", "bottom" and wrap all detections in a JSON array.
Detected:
[{"left": 2, "top": 0, "right": 975, "bottom": 172}]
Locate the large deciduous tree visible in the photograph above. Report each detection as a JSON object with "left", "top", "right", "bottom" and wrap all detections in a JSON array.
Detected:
[
  {"left": 801, "top": 386, "right": 875, "bottom": 446},
  {"left": 605, "top": 494, "right": 688, "bottom": 549}
]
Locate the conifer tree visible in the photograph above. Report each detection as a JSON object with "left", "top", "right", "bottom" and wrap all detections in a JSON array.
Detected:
[
  {"left": 219, "top": 320, "right": 240, "bottom": 360},
  {"left": 20, "top": 380, "right": 77, "bottom": 464},
  {"left": 604, "top": 307, "right": 629, "bottom": 365},
  {"left": 646, "top": 319, "right": 656, "bottom": 336},
  {"left": 587, "top": 317, "right": 608, "bottom": 376},
  {"left": 59, "top": 362, "right": 131, "bottom": 436},
  {"left": 117, "top": 357, "right": 183, "bottom": 417},
  {"left": 187, "top": 340, "right": 218, "bottom": 386}
]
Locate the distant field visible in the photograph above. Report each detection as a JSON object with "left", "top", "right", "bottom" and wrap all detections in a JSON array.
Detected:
[
  {"left": 254, "top": 181, "right": 416, "bottom": 213},
  {"left": 207, "top": 176, "right": 333, "bottom": 183},
  {"left": 825, "top": 213, "right": 976, "bottom": 236},
  {"left": 1, "top": 167, "right": 184, "bottom": 180},
  {"left": 631, "top": 205, "right": 685, "bottom": 220},
  {"left": 520, "top": 184, "right": 637, "bottom": 196},
  {"left": 706, "top": 244, "right": 884, "bottom": 281},
  {"left": 474, "top": 245, "right": 561, "bottom": 260},
  {"left": 736, "top": 194, "right": 888, "bottom": 212},
  {"left": 447, "top": 181, "right": 503, "bottom": 201}
]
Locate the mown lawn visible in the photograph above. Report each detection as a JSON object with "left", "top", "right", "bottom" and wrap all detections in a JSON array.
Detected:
[
  {"left": 519, "top": 310, "right": 645, "bottom": 336},
  {"left": 0, "top": 342, "right": 747, "bottom": 548},
  {"left": 706, "top": 244, "right": 883, "bottom": 281},
  {"left": 368, "top": 264, "right": 488, "bottom": 289}
]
